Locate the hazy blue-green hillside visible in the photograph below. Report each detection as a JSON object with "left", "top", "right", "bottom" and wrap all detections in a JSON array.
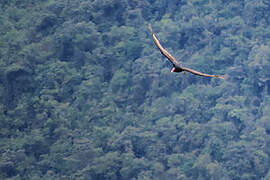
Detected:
[{"left": 1, "top": 0, "right": 270, "bottom": 179}]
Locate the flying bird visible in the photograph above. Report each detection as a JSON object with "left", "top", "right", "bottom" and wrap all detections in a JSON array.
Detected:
[{"left": 148, "top": 24, "right": 225, "bottom": 79}]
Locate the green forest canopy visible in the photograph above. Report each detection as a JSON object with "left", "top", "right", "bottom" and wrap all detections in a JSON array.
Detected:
[{"left": 1, "top": 0, "right": 270, "bottom": 179}]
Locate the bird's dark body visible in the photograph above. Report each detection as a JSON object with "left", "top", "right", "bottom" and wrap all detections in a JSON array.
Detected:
[{"left": 173, "top": 65, "right": 183, "bottom": 72}]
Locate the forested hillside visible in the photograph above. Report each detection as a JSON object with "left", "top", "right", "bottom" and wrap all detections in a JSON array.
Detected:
[{"left": 1, "top": 0, "right": 270, "bottom": 179}]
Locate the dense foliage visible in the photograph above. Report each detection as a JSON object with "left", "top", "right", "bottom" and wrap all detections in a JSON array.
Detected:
[{"left": 1, "top": 0, "right": 270, "bottom": 179}]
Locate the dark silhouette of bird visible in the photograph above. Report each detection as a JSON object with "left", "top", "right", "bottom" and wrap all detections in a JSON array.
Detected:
[{"left": 148, "top": 24, "right": 225, "bottom": 79}]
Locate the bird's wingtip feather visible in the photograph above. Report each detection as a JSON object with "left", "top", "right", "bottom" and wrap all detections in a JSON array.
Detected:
[
  {"left": 148, "top": 24, "right": 153, "bottom": 34},
  {"left": 216, "top": 74, "right": 228, "bottom": 80}
]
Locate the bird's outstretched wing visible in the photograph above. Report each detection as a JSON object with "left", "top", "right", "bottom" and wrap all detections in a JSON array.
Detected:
[
  {"left": 148, "top": 24, "right": 180, "bottom": 66},
  {"left": 148, "top": 24, "right": 226, "bottom": 80},
  {"left": 181, "top": 66, "right": 226, "bottom": 79}
]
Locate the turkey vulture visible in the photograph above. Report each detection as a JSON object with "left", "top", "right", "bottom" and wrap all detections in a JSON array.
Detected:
[{"left": 148, "top": 24, "right": 225, "bottom": 79}]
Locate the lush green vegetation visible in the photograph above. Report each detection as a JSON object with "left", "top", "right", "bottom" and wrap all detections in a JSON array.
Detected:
[{"left": 1, "top": 0, "right": 270, "bottom": 179}]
